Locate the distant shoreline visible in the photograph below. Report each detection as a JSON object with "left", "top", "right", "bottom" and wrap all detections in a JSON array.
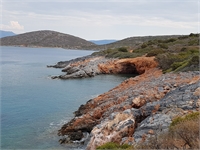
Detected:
[{"left": 0, "top": 45, "right": 98, "bottom": 51}]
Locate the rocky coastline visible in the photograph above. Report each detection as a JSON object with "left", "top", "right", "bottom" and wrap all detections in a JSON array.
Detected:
[
  {"left": 48, "top": 54, "right": 200, "bottom": 149},
  {"left": 48, "top": 55, "right": 157, "bottom": 79}
]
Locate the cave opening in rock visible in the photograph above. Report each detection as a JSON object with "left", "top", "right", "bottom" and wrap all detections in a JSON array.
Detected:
[{"left": 119, "top": 62, "right": 140, "bottom": 75}]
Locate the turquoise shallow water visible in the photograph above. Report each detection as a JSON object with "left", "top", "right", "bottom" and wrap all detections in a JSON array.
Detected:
[{"left": 0, "top": 46, "right": 130, "bottom": 149}]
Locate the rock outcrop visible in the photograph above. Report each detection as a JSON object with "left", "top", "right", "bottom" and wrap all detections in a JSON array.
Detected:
[
  {"left": 49, "top": 56, "right": 158, "bottom": 79},
  {"left": 57, "top": 67, "right": 200, "bottom": 149}
]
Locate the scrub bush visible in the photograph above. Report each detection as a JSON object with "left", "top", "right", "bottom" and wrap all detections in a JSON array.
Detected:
[
  {"left": 118, "top": 47, "right": 128, "bottom": 52},
  {"left": 96, "top": 142, "right": 133, "bottom": 149},
  {"left": 137, "top": 112, "right": 200, "bottom": 149},
  {"left": 146, "top": 49, "right": 164, "bottom": 57}
]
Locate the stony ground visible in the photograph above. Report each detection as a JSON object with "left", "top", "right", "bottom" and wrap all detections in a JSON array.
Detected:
[{"left": 56, "top": 65, "right": 199, "bottom": 149}]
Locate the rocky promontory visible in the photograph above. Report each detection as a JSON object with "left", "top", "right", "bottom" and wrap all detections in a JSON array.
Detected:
[
  {"left": 49, "top": 55, "right": 158, "bottom": 79},
  {"left": 48, "top": 33, "right": 199, "bottom": 149},
  {"left": 56, "top": 61, "right": 199, "bottom": 149}
]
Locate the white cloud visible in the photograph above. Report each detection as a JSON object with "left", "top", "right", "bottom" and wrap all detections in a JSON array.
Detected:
[
  {"left": 1, "top": 21, "right": 24, "bottom": 31},
  {"left": 21, "top": 10, "right": 196, "bottom": 30},
  {"left": 1, "top": 1, "right": 197, "bottom": 38},
  {"left": 121, "top": 15, "right": 196, "bottom": 29}
]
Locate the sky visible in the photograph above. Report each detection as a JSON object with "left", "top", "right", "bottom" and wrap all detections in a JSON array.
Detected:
[{"left": 0, "top": 0, "right": 199, "bottom": 40}]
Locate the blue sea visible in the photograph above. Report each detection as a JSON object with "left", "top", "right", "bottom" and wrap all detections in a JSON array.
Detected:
[{"left": 0, "top": 46, "right": 130, "bottom": 149}]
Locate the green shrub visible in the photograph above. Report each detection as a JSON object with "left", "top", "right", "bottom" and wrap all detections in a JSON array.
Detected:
[
  {"left": 155, "top": 46, "right": 199, "bottom": 73},
  {"left": 157, "top": 38, "right": 177, "bottom": 44},
  {"left": 171, "top": 61, "right": 184, "bottom": 70},
  {"left": 120, "top": 144, "right": 132, "bottom": 149},
  {"left": 96, "top": 142, "right": 132, "bottom": 149},
  {"left": 169, "top": 112, "right": 200, "bottom": 149},
  {"left": 137, "top": 112, "right": 200, "bottom": 149},
  {"left": 170, "top": 112, "right": 200, "bottom": 127},
  {"left": 97, "top": 142, "right": 119, "bottom": 149},
  {"left": 157, "top": 39, "right": 163, "bottom": 43},
  {"left": 184, "top": 111, "right": 200, "bottom": 120},
  {"left": 180, "top": 47, "right": 199, "bottom": 53},
  {"left": 166, "top": 38, "right": 177, "bottom": 43},
  {"left": 178, "top": 35, "right": 189, "bottom": 39},
  {"left": 158, "top": 43, "right": 168, "bottom": 49},
  {"left": 189, "top": 33, "right": 199, "bottom": 37},
  {"left": 141, "top": 43, "right": 148, "bottom": 48},
  {"left": 180, "top": 47, "right": 187, "bottom": 51},
  {"left": 173, "top": 61, "right": 189, "bottom": 72},
  {"left": 146, "top": 49, "right": 164, "bottom": 57},
  {"left": 155, "top": 53, "right": 178, "bottom": 71},
  {"left": 147, "top": 40, "right": 155, "bottom": 45},
  {"left": 189, "top": 48, "right": 199, "bottom": 54},
  {"left": 188, "top": 39, "right": 199, "bottom": 46},
  {"left": 118, "top": 47, "right": 128, "bottom": 52},
  {"left": 189, "top": 55, "right": 199, "bottom": 66}
]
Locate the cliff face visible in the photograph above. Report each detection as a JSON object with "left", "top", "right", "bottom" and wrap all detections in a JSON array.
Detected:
[{"left": 57, "top": 61, "right": 199, "bottom": 149}]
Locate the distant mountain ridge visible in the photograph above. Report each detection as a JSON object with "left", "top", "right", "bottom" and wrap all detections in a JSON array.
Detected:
[
  {"left": 90, "top": 40, "right": 117, "bottom": 45},
  {"left": 0, "top": 30, "right": 185, "bottom": 51},
  {"left": 0, "top": 30, "right": 16, "bottom": 38},
  {"left": 0, "top": 30, "right": 95, "bottom": 49}
]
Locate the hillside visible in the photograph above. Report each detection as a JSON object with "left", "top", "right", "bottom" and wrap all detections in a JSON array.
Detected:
[
  {"left": 92, "top": 33, "right": 199, "bottom": 73},
  {"left": 0, "top": 30, "right": 192, "bottom": 51},
  {"left": 0, "top": 30, "right": 95, "bottom": 49},
  {"left": 0, "top": 30, "right": 16, "bottom": 38},
  {"left": 88, "top": 35, "right": 183, "bottom": 50},
  {"left": 0, "top": 30, "right": 189, "bottom": 51}
]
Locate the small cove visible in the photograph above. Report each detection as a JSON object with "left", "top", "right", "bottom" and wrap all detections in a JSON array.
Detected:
[{"left": 1, "top": 46, "right": 133, "bottom": 149}]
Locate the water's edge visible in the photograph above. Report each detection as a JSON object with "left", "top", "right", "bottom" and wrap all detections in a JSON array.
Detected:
[{"left": 1, "top": 46, "right": 131, "bottom": 149}]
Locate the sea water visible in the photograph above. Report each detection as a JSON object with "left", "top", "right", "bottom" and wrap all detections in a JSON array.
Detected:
[{"left": 0, "top": 46, "right": 131, "bottom": 149}]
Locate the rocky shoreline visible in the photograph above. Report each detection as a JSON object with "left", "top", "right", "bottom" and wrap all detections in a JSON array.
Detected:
[
  {"left": 48, "top": 55, "right": 158, "bottom": 79},
  {"left": 48, "top": 55, "right": 200, "bottom": 150}
]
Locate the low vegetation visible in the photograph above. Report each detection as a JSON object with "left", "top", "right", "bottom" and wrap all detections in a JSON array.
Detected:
[
  {"left": 96, "top": 142, "right": 133, "bottom": 150},
  {"left": 92, "top": 47, "right": 141, "bottom": 58},
  {"left": 97, "top": 112, "right": 200, "bottom": 149},
  {"left": 136, "top": 112, "right": 200, "bottom": 149},
  {"left": 156, "top": 46, "right": 199, "bottom": 73},
  {"left": 92, "top": 33, "right": 199, "bottom": 73}
]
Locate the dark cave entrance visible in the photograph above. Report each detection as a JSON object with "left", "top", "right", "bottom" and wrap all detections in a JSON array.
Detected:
[{"left": 119, "top": 62, "right": 140, "bottom": 75}]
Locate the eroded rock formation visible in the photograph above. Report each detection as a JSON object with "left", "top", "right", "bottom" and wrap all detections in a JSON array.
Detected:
[
  {"left": 49, "top": 56, "right": 158, "bottom": 79},
  {"left": 98, "top": 57, "right": 157, "bottom": 75},
  {"left": 57, "top": 65, "right": 200, "bottom": 149}
]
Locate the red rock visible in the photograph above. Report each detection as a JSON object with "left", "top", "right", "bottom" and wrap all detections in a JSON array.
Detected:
[{"left": 58, "top": 56, "right": 200, "bottom": 149}]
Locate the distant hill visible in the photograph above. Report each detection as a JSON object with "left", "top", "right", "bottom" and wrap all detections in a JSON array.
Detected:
[
  {"left": 0, "top": 30, "right": 188, "bottom": 51},
  {"left": 0, "top": 30, "right": 96, "bottom": 49},
  {"left": 90, "top": 40, "right": 117, "bottom": 45},
  {"left": 88, "top": 35, "right": 183, "bottom": 50},
  {"left": 0, "top": 30, "right": 16, "bottom": 38}
]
